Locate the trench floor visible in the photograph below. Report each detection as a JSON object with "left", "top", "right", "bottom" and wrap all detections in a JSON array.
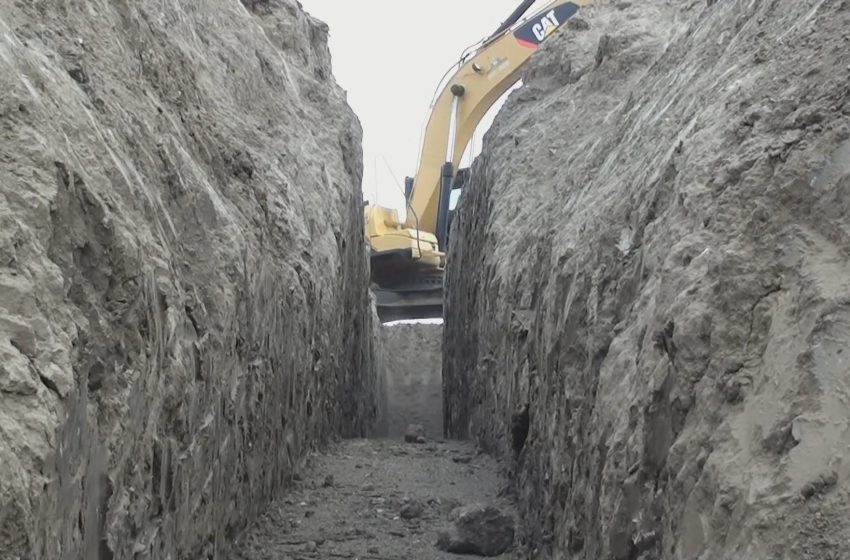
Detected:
[{"left": 230, "top": 438, "right": 517, "bottom": 559}]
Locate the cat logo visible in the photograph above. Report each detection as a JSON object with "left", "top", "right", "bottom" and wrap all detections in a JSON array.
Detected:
[
  {"left": 514, "top": 2, "right": 580, "bottom": 49},
  {"left": 532, "top": 10, "right": 560, "bottom": 41}
]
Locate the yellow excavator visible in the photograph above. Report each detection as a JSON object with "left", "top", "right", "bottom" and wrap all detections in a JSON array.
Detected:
[{"left": 365, "top": 0, "right": 590, "bottom": 322}]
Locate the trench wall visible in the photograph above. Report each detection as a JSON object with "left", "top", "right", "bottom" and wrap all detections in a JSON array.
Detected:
[
  {"left": 444, "top": 2, "right": 850, "bottom": 558},
  {"left": 0, "top": 1, "right": 379, "bottom": 558},
  {"left": 378, "top": 323, "right": 443, "bottom": 440}
]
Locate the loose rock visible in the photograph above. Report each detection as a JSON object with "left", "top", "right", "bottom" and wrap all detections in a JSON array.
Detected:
[
  {"left": 404, "top": 424, "right": 427, "bottom": 444},
  {"left": 399, "top": 498, "right": 425, "bottom": 520},
  {"left": 435, "top": 504, "right": 515, "bottom": 557}
]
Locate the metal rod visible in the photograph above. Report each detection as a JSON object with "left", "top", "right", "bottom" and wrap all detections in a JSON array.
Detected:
[
  {"left": 437, "top": 162, "right": 454, "bottom": 251},
  {"left": 446, "top": 94, "right": 460, "bottom": 163},
  {"left": 438, "top": 86, "right": 464, "bottom": 251}
]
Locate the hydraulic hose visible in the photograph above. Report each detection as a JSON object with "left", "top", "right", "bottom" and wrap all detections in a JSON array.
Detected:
[{"left": 486, "top": 0, "right": 537, "bottom": 41}]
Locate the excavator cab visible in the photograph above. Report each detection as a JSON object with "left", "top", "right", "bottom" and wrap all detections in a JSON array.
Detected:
[
  {"left": 365, "top": 199, "right": 445, "bottom": 323},
  {"left": 365, "top": 0, "right": 589, "bottom": 323},
  {"left": 367, "top": 167, "right": 471, "bottom": 323},
  {"left": 365, "top": 166, "right": 473, "bottom": 323}
]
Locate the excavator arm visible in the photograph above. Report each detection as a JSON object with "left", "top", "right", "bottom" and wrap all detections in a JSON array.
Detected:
[
  {"left": 406, "top": 0, "right": 590, "bottom": 243},
  {"left": 366, "top": 0, "right": 590, "bottom": 322}
]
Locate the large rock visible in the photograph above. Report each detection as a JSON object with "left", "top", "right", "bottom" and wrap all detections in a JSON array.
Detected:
[
  {"left": 0, "top": 0, "right": 378, "bottom": 558},
  {"left": 436, "top": 504, "right": 515, "bottom": 557},
  {"left": 404, "top": 423, "right": 427, "bottom": 444},
  {"left": 445, "top": 1, "right": 850, "bottom": 559}
]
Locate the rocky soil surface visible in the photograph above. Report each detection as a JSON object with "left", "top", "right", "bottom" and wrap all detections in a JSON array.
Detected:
[
  {"left": 445, "top": 1, "right": 850, "bottom": 559},
  {"left": 376, "top": 324, "right": 443, "bottom": 439},
  {"left": 231, "top": 438, "right": 519, "bottom": 559},
  {"left": 0, "top": 1, "right": 378, "bottom": 558}
]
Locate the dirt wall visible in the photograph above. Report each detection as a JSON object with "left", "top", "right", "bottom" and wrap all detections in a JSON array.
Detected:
[
  {"left": 444, "top": 1, "right": 850, "bottom": 559},
  {"left": 0, "top": 1, "right": 378, "bottom": 558},
  {"left": 378, "top": 323, "right": 443, "bottom": 439}
]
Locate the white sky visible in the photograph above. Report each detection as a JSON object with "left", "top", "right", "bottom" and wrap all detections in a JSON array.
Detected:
[{"left": 299, "top": 0, "right": 543, "bottom": 215}]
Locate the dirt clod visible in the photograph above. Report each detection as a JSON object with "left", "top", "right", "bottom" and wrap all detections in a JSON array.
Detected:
[
  {"left": 400, "top": 498, "right": 425, "bottom": 520},
  {"left": 801, "top": 471, "right": 839, "bottom": 499},
  {"left": 405, "top": 424, "right": 427, "bottom": 444},
  {"left": 436, "top": 504, "right": 516, "bottom": 557}
]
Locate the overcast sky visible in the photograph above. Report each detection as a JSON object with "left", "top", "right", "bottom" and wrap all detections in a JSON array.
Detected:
[{"left": 300, "top": 0, "right": 543, "bottom": 214}]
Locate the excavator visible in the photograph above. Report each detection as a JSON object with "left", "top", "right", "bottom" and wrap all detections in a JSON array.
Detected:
[{"left": 365, "top": 0, "right": 590, "bottom": 323}]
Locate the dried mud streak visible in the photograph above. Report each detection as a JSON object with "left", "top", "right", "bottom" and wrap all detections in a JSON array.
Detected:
[
  {"left": 0, "top": 1, "right": 377, "bottom": 559},
  {"left": 445, "top": 1, "right": 850, "bottom": 559},
  {"left": 232, "top": 439, "right": 516, "bottom": 560}
]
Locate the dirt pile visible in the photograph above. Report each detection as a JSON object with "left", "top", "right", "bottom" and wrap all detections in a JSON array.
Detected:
[
  {"left": 445, "top": 1, "right": 850, "bottom": 559},
  {"left": 377, "top": 323, "right": 443, "bottom": 439},
  {"left": 0, "top": 1, "right": 378, "bottom": 558}
]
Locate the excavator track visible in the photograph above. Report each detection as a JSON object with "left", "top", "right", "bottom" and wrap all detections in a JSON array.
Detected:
[{"left": 371, "top": 251, "right": 444, "bottom": 323}]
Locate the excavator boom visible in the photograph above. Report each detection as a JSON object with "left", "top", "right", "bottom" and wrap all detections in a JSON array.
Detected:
[
  {"left": 365, "top": 0, "right": 590, "bottom": 322},
  {"left": 406, "top": 0, "right": 589, "bottom": 242}
]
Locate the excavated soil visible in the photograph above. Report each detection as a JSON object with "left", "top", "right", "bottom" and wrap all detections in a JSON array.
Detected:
[{"left": 231, "top": 438, "right": 518, "bottom": 560}]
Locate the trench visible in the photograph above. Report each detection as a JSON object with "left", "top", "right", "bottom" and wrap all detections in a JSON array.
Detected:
[
  {"left": 4, "top": 1, "right": 850, "bottom": 559},
  {"left": 228, "top": 322, "right": 525, "bottom": 559},
  {"left": 0, "top": 0, "right": 528, "bottom": 557}
]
